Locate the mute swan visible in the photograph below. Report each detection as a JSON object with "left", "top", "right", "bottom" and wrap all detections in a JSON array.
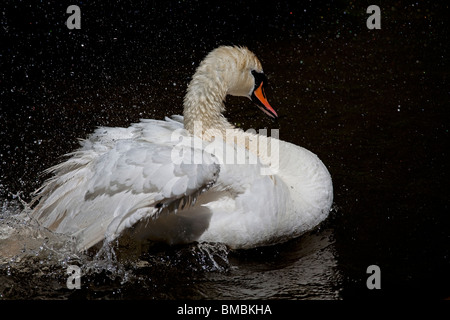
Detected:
[{"left": 30, "top": 46, "right": 333, "bottom": 251}]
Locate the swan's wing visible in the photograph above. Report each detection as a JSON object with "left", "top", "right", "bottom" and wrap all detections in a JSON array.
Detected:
[{"left": 31, "top": 118, "right": 219, "bottom": 250}]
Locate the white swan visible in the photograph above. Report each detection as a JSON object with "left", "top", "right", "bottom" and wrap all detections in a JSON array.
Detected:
[{"left": 30, "top": 46, "right": 333, "bottom": 251}]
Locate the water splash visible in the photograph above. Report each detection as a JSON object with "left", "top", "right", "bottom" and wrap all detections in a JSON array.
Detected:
[{"left": 0, "top": 198, "right": 232, "bottom": 299}]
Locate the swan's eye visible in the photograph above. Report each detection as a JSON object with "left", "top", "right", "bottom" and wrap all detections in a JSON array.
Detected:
[{"left": 251, "top": 70, "right": 267, "bottom": 92}]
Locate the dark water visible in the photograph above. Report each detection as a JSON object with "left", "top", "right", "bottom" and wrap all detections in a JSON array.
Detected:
[{"left": 1, "top": 1, "right": 449, "bottom": 300}]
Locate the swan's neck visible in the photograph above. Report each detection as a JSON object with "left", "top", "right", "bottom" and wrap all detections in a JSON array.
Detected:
[
  {"left": 183, "top": 65, "right": 235, "bottom": 139},
  {"left": 182, "top": 69, "right": 277, "bottom": 171}
]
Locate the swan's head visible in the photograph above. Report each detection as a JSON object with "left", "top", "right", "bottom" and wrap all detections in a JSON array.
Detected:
[
  {"left": 192, "top": 46, "right": 278, "bottom": 119},
  {"left": 222, "top": 46, "right": 278, "bottom": 119}
]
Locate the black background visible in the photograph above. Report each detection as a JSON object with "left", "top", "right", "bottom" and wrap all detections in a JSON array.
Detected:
[{"left": 1, "top": 1, "right": 449, "bottom": 299}]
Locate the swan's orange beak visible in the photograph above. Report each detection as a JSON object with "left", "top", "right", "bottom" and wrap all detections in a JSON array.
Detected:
[{"left": 251, "top": 82, "right": 278, "bottom": 119}]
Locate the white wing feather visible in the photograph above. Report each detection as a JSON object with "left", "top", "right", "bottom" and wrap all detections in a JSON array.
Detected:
[{"left": 31, "top": 117, "right": 219, "bottom": 250}]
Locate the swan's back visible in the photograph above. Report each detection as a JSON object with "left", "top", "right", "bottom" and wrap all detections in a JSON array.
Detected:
[
  {"left": 195, "top": 134, "right": 333, "bottom": 248},
  {"left": 276, "top": 140, "right": 333, "bottom": 233}
]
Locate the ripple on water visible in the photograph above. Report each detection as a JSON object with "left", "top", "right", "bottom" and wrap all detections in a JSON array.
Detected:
[{"left": 1, "top": 198, "right": 341, "bottom": 300}]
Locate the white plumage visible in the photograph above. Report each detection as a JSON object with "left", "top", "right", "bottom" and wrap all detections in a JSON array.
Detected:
[{"left": 31, "top": 46, "right": 333, "bottom": 251}]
